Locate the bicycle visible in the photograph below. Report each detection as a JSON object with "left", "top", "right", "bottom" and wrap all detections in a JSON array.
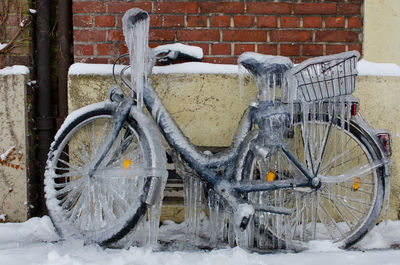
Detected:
[{"left": 44, "top": 8, "right": 392, "bottom": 250}]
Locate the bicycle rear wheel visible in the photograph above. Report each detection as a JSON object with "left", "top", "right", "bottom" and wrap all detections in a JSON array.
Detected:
[
  {"left": 240, "top": 114, "right": 385, "bottom": 249},
  {"left": 45, "top": 102, "right": 158, "bottom": 246}
]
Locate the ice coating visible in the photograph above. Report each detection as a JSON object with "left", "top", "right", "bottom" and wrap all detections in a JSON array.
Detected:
[
  {"left": 153, "top": 43, "right": 204, "bottom": 60},
  {"left": 122, "top": 8, "right": 151, "bottom": 110},
  {"left": 238, "top": 52, "right": 295, "bottom": 104}
]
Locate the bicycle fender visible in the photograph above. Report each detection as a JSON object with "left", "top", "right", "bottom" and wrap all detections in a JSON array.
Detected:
[{"left": 129, "top": 107, "right": 168, "bottom": 206}]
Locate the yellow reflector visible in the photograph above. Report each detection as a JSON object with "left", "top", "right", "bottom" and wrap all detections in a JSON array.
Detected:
[
  {"left": 123, "top": 159, "right": 131, "bottom": 169},
  {"left": 352, "top": 177, "right": 361, "bottom": 191},
  {"left": 267, "top": 171, "right": 276, "bottom": 182}
]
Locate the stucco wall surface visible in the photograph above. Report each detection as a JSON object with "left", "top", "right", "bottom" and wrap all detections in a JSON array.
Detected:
[
  {"left": 364, "top": 0, "right": 400, "bottom": 65},
  {"left": 0, "top": 73, "right": 29, "bottom": 222}
]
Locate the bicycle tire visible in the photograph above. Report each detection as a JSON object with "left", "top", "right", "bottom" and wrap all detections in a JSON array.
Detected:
[
  {"left": 239, "top": 113, "right": 385, "bottom": 249},
  {"left": 45, "top": 102, "right": 159, "bottom": 246}
]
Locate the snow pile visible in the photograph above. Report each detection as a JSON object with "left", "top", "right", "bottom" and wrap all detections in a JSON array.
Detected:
[
  {"left": 153, "top": 62, "right": 237, "bottom": 74},
  {"left": 0, "top": 217, "right": 400, "bottom": 265},
  {"left": 0, "top": 216, "right": 58, "bottom": 248},
  {"left": 0, "top": 65, "right": 29, "bottom": 75},
  {"left": 68, "top": 59, "right": 400, "bottom": 76},
  {"left": 357, "top": 59, "right": 400, "bottom": 76}
]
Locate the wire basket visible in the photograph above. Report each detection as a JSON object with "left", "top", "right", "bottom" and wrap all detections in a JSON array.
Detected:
[{"left": 290, "top": 51, "right": 360, "bottom": 102}]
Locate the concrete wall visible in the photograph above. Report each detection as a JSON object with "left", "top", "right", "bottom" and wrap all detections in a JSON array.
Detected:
[
  {"left": 0, "top": 72, "right": 30, "bottom": 222},
  {"left": 69, "top": 72, "right": 400, "bottom": 220},
  {"left": 364, "top": 0, "right": 400, "bottom": 65}
]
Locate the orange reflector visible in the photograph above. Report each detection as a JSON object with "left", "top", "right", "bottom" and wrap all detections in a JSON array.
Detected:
[
  {"left": 267, "top": 171, "right": 276, "bottom": 182},
  {"left": 123, "top": 159, "right": 131, "bottom": 169},
  {"left": 352, "top": 177, "right": 361, "bottom": 191}
]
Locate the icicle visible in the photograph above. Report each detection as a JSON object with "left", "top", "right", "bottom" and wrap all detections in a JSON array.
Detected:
[
  {"left": 238, "top": 64, "right": 247, "bottom": 103},
  {"left": 122, "top": 9, "right": 150, "bottom": 110},
  {"left": 384, "top": 176, "right": 391, "bottom": 223}
]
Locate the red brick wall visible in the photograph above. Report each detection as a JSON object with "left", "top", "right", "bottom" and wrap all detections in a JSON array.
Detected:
[{"left": 72, "top": 0, "right": 363, "bottom": 64}]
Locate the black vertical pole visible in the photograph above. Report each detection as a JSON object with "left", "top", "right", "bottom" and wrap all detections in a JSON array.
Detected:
[{"left": 36, "top": 0, "right": 54, "bottom": 215}]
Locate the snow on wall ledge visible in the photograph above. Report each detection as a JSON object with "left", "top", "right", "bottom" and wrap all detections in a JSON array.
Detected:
[
  {"left": 0, "top": 65, "right": 30, "bottom": 75},
  {"left": 68, "top": 60, "right": 400, "bottom": 76}
]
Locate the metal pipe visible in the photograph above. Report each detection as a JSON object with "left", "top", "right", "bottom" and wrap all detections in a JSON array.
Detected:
[
  {"left": 36, "top": 0, "right": 53, "bottom": 215},
  {"left": 57, "top": 0, "right": 72, "bottom": 128}
]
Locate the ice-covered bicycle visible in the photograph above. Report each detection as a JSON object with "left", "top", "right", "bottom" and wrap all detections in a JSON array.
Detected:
[{"left": 44, "top": 8, "right": 392, "bottom": 250}]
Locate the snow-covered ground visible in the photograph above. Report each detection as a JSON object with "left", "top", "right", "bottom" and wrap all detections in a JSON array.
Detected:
[{"left": 1, "top": 217, "right": 400, "bottom": 265}]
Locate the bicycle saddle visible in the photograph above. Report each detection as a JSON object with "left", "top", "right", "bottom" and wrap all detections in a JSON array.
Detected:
[{"left": 238, "top": 52, "right": 293, "bottom": 78}]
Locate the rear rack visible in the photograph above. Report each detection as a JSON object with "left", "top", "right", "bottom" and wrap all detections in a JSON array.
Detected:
[{"left": 289, "top": 51, "right": 360, "bottom": 102}]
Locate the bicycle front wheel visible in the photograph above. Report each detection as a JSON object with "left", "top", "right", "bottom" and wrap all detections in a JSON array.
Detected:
[
  {"left": 240, "top": 114, "right": 385, "bottom": 249},
  {"left": 45, "top": 102, "right": 156, "bottom": 245}
]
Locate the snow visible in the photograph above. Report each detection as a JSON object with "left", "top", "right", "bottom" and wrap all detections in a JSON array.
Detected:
[
  {"left": 0, "top": 43, "right": 7, "bottom": 51},
  {"left": 68, "top": 59, "right": 400, "bottom": 76},
  {"left": 0, "top": 216, "right": 400, "bottom": 265},
  {"left": 0, "top": 146, "right": 15, "bottom": 161},
  {"left": 0, "top": 65, "right": 29, "bottom": 75},
  {"left": 29, "top": 9, "right": 37, "bottom": 14},
  {"left": 357, "top": 59, "right": 400, "bottom": 76},
  {"left": 68, "top": 62, "right": 238, "bottom": 75}
]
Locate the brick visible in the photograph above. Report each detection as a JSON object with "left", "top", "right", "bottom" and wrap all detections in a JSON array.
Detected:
[
  {"left": 234, "top": 15, "right": 255, "bottom": 27},
  {"left": 72, "top": 2, "right": 105, "bottom": 13},
  {"left": 234, "top": 44, "right": 255, "bottom": 55},
  {"left": 74, "top": 44, "right": 94, "bottom": 56},
  {"left": 187, "top": 16, "right": 207, "bottom": 27},
  {"left": 120, "top": 44, "right": 128, "bottom": 54},
  {"left": 280, "top": 17, "right": 300, "bottom": 28},
  {"left": 212, "top": 43, "right": 231, "bottom": 55},
  {"left": 316, "top": 31, "right": 359, "bottom": 42},
  {"left": 108, "top": 30, "right": 124, "bottom": 41},
  {"left": 82, "top": 57, "right": 109, "bottom": 64},
  {"left": 258, "top": 44, "right": 277, "bottom": 55},
  {"left": 302, "top": 44, "right": 323, "bottom": 56},
  {"left": 348, "top": 44, "right": 362, "bottom": 55},
  {"left": 339, "top": 3, "right": 361, "bottom": 15},
  {"left": 108, "top": 2, "right": 152, "bottom": 13},
  {"left": 73, "top": 16, "right": 92, "bottom": 27},
  {"left": 95, "top": 16, "right": 115, "bottom": 27},
  {"left": 326, "top": 44, "right": 346, "bottom": 55},
  {"left": 150, "top": 15, "right": 162, "bottom": 27},
  {"left": 210, "top": 16, "right": 230, "bottom": 28},
  {"left": 223, "top": 30, "right": 267, "bottom": 42},
  {"left": 154, "top": 2, "right": 198, "bottom": 14},
  {"left": 97, "top": 43, "right": 118, "bottom": 56},
  {"left": 149, "top": 29, "right": 175, "bottom": 41},
  {"left": 203, "top": 57, "right": 237, "bottom": 64},
  {"left": 257, "top": 16, "right": 277, "bottom": 28},
  {"left": 270, "top": 30, "right": 312, "bottom": 42},
  {"left": 247, "top": 3, "right": 292, "bottom": 14},
  {"left": 191, "top": 43, "right": 209, "bottom": 55},
  {"left": 293, "top": 57, "right": 307, "bottom": 64},
  {"left": 164, "top": 16, "right": 184, "bottom": 27},
  {"left": 294, "top": 3, "right": 337, "bottom": 15},
  {"left": 74, "top": 30, "right": 106, "bottom": 42},
  {"left": 280, "top": 44, "right": 300, "bottom": 56},
  {"left": 200, "top": 2, "right": 244, "bottom": 14},
  {"left": 303, "top": 17, "right": 322, "bottom": 28},
  {"left": 348, "top": 17, "right": 362, "bottom": 28},
  {"left": 325, "top": 16, "right": 345, "bottom": 28},
  {"left": 177, "top": 29, "right": 219, "bottom": 41}
]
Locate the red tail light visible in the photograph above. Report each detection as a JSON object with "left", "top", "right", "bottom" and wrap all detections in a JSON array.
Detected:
[
  {"left": 377, "top": 132, "right": 392, "bottom": 156},
  {"left": 351, "top": 102, "right": 359, "bottom": 117}
]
